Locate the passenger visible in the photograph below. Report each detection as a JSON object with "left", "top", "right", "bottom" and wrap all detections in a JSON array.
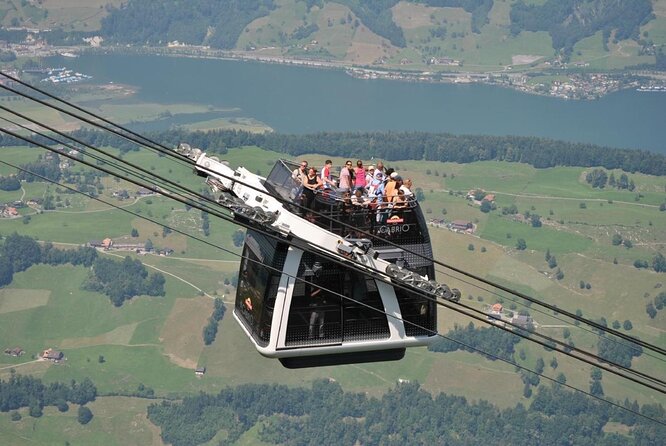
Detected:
[
  {"left": 291, "top": 160, "right": 308, "bottom": 202},
  {"left": 375, "top": 161, "right": 386, "bottom": 176},
  {"left": 338, "top": 160, "right": 353, "bottom": 193},
  {"left": 320, "top": 159, "right": 335, "bottom": 189},
  {"left": 400, "top": 178, "right": 414, "bottom": 198},
  {"left": 367, "top": 170, "right": 385, "bottom": 201},
  {"left": 365, "top": 165, "right": 375, "bottom": 185},
  {"left": 351, "top": 189, "right": 370, "bottom": 207},
  {"left": 384, "top": 172, "right": 398, "bottom": 201},
  {"left": 393, "top": 189, "right": 407, "bottom": 209},
  {"left": 387, "top": 176, "right": 403, "bottom": 203},
  {"left": 354, "top": 160, "right": 366, "bottom": 192},
  {"left": 301, "top": 167, "right": 323, "bottom": 211},
  {"left": 292, "top": 160, "right": 308, "bottom": 184},
  {"left": 308, "top": 283, "right": 325, "bottom": 339}
]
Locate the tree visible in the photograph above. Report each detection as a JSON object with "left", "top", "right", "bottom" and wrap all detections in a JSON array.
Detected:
[
  {"left": 131, "top": 228, "right": 139, "bottom": 237},
  {"left": 646, "top": 302, "right": 657, "bottom": 319},
  {"left": 612, "top": 320, "right": 621, "bottom": 329},
  {"left": 232, "top": 230, "right": 245, "bottom": 248},
  {"left": 516, "top": 239, "right": 527, "bottom": 250},
  {"left": 623, "top": 320, "right": 633, "bottom": 331},
  {"left": 550, "top": 357, "right": 558, "bottom": 369},
  {"left": 548, "top": 256, "right": 557, "bottom": 268},
  {"left": 479, "top": 200, "right": 492, "bottom": 213},
  {"left": 623, "top": 239, "right": 633, "bottom": 249},
  {"left": 77, "top": 406, "right": 93, "bottom": 425},
  {"left": 611, "top": 233, "right": 623, "bottom": 246},
  {"left": 585, "top": 169, "right": 607, "bottom": 188},
  {"left": 10, "top": 411, "right": 21, "bottom": 421},
  {"left": 545, "top": 248, "right": 551, "bottom": 261},
  {"left": 98, "top": 355, "right": 105, "bottom": 363},
  {"left": 555, "top": 269, "right": 564, "bottom": 280},
  {"left": 29, "top": 399, "right": 42, "bottom": 418},
  {"left": 144, "top": 239, "right": 153, "bottom": 251},
  {"left": 530, "top": 214, "right": 542, "bottom": 227},
  {"left": 556, "top": 373, "right": 567, "bottom": 385},
  {"left": 467, "top": 244, "right": 475, "bottom": 251},
  {"left": 652, "top": 253, "right": 666, "bottom": 272}
]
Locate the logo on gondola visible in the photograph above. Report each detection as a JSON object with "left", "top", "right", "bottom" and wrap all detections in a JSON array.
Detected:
[
  {"left": 387, "top": 215, "right": 404, "bottom": 224},
  {"left": 378, "top": 224, "right": 410, "bottom": 234}
]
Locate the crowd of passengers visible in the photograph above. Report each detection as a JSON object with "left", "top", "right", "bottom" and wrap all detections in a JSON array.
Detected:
[{"left": 291, "top": 159, "right": 416, "bottom": 221}]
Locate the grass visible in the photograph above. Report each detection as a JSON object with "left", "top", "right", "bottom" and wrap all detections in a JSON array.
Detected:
[
  {"left": 0, "top": 288, "right": 50, "bottom": 314},
  {"left": 0, "top": 397, "right": 159, "bottom": 446},
  {"left": 0, "top": 144, "right": 664, "bottom": 433}
]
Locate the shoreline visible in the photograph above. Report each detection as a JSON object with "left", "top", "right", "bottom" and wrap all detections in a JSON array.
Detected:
[{"left": 65, "top": 45, "right": 666, "bottom": 101}]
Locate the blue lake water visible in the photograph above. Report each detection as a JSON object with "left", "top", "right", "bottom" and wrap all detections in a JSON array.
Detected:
[{"left": 61, "top": 54, "right": 666, "bottom": 154}]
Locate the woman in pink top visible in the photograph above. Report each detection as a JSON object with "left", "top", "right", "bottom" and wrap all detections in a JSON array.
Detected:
[
  {"left": 338, "top": 160, "right": 353, "bottom": 192},
  {"left": 354, "top": 159, "right": 366, "bottom": 192}
]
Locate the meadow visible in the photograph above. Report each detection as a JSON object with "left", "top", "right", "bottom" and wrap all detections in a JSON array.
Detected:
[{"left": 0, "top": 143, "right": 665, "bottom": 443}]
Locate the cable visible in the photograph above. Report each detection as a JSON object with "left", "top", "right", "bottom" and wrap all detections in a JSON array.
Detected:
[
  {"left": 0, "top": 77, "right": 193, "bottom": 170},
  {"left": 2, "top": 77, "right": 662, "bottom": 359},
  {"left": 0, "top": 70, "right": 184, "bottom": 161},
  {"left": 2, "top": 128, "right": 664, "bottom": 395},
  {"left": 1, "top": 157, "right": 664, "bottom": 428}
]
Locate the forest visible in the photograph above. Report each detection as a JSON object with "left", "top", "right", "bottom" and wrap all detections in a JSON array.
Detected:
[
  {"left": 0, "top": 233, "right": 98, "bottom": 287},
  {"left": 147, "top": 378, "right": 665, "bottom": 446},
  {"left": 100, "top": 0, "right": 276, "bottom": 49},
  {"left": 509, "top": 0, "right": 653, "bottom": 53},
  {"left": 0, "top": 372, "right": 96, "bottom": 417},
  {"left": 83, "top": 256, "right": 166, "bottom": 307},
  {"left": 47, "top": 128, "right": 666, "bottom": 176},
  {"left": 428, "top": 322, "right": 520, "bottom": 362}
]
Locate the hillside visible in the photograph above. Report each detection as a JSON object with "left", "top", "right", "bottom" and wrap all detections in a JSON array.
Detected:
[
  {"left": 1, "top": 0, "right": 665, "bottom": 71},
  {"left": 0, "top": 143, "right": 664, "bottom": 443}
]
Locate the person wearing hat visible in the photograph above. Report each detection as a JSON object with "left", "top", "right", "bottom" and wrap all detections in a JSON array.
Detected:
[
  {"left": 367, "top": 170, "right": 384, "bottom": 198},
  {"left": 365, "top": 165, "right": 375, "bottom": 185}
]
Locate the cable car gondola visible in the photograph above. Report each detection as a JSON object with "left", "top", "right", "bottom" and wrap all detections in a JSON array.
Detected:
[{"left": 178, "top": 145, "right": 460, "bottom": 368}]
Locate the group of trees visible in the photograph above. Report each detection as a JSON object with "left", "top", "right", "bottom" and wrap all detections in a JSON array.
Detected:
[
  {"left": 0, "top": 233, "right": 98, "bottom": 287},
  {"left": 646, "top": 291, "right": 666, "bottom": 319},
  {"left": 202, "top": 298, "right": 226, "bottom": 345},
  {"left": 147, "top": 378, "right": 665, "bottom": 446},
  {"left": 597, "top": 336, "right": 643, "bottom": 368},
  {"left": 509, "top": 0, "right": 653, "bottom": 54},
  {"left": 100, "top": 0, "right": 275, "bottom": 49},
  {"left": 83, "top": 256, "right": 166, "bottom": 306},
  {"left": 428, "top": 322, "right": 521, "bottom": 362},
  {"left": 34, "top": 128, "right": 666, "bottom": 176},
  {"left": 17, "top": 154, "right": 62, "bottom": 184},
  {"left": 634, "top": 252, "right": 666, "bottom": 274},
  {"left": 0, "top": 175, "right": 20, "bottom": 191},
  {"left": 0, "top": 372, "right": 96, "bottom": 419},
  {"left": 586, "top": 168, "right": 635, "bottom": 190}
]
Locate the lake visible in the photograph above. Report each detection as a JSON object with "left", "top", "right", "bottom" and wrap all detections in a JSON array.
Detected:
[{"left": 62, "top": 54, "right": 666, "bottom": 153}]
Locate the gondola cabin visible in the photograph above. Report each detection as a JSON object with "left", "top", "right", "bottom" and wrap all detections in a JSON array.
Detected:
[{"left": 230, "top": 160, "right": 439, "bottom": 368}]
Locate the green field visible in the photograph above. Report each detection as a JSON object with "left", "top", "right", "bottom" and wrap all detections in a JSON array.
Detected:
[{"left": 0, "top": 144, "right": 665, "bottom": 443}]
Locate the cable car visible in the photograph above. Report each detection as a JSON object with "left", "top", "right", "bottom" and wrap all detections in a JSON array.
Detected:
[{"left": 179, "top": 146, "right": 458, "bottom": 368}]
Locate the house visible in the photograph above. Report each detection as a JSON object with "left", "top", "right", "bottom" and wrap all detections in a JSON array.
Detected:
[
  {"left": 42, "top": 348, "right": 64, "bottom": 362},
  {"left": 4, "top": 347, "right": 24, "bottom": 357},
  {"left": 88, "top": 240, "right": 103, "bottom": 248},
  {"left": 483, "top": 194, "right": 495, "bottom": 202},
  {"left": 136, "top": 187, "right": 154, "bottom": 197},
  {"left": 102, "top": 238, "right": 113, "bottom": 249},
  {"left": 195, "top": 366, "right": 206, "bottom": 377},
  {"left": 510, "top": 315, "right": 534, "bottom": 330},
  {"left": 450, "top": 220, "right": 472, "bottom": 232}
]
